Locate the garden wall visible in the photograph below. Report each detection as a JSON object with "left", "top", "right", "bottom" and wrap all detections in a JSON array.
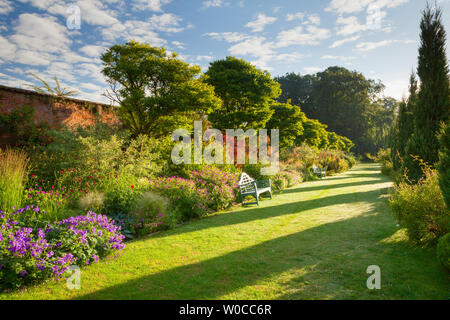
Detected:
[{"left": 0, "top": 84, "right": 119, "bottom": 146}]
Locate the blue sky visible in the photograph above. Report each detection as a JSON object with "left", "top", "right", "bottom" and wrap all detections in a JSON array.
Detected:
[{"left": 0, "top": 0, "right": 449, "bottom": 103}]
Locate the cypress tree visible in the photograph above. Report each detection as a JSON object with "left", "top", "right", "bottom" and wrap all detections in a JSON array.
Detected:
[
  {"left": 438, "top": 122, "right": 450, "bottom": 207},
  {"left": 404, "top": 4, "right": 450, "bottom": 183}
]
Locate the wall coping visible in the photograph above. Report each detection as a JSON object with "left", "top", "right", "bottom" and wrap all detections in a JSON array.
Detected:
[{"left": 0, "top": 84, "right": 117, "bottom": 109}]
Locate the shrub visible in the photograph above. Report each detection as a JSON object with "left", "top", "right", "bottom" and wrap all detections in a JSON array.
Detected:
[
  {"left": 0, "top": 206, "right": 125, "bottom": 291},
  {"left": 149, "top": 177, "right": 209, "bottom": 221},
  {"left": 272, "top": 173, "right": 288, "bottom": 191},
  {"left": 437, "top": 233, "right": 450, "bottom": 271},
  {"left": 77, "top": 191, "right": 105, "bottom": 213},
  {"left": 130, "top": 192, "right": 175, "bottom": 237},
  {"left": 187, "top": 166, "right": 239, "bottom": 210},
  {"left": 389, "top": 168, "right": 449, "bottom": 246},
  {"left": 282, "top": 171, "right": 302, "bottom": 188},
  {"left": 0, "top": 148, "right": 29, "bottom": 212}
]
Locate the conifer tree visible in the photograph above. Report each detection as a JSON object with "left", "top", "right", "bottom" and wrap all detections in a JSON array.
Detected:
[{"left": 404, "top": 4, "right": 450, "bottom": 182}]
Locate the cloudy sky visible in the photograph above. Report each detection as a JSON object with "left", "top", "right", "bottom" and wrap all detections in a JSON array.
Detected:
[{"left": 0, "top": 0, "right": 449, "bottom": 103}]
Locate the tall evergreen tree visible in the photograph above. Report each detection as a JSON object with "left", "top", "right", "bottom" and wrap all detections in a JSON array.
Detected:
[
  {"left": 438, "top": 122, "right": 450, "bottom": 208},
  {"left": 404, "top": 4, "right": 450, "bottom": 182},
  {"left": 393, "top": 72, "right": 417, "bottom": 170}
]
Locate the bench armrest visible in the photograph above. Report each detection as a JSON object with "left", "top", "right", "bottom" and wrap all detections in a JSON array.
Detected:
[{"left": 255, "top": 179, "right": 271, "bottom": 189}]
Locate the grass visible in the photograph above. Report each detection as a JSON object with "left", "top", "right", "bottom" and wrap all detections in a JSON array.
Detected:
[
  {"left": 0, "top": 148, "right": 29, "bottom": 212},
  {"left": 1, "top": 163, "right": 448, "bottom": 300}
]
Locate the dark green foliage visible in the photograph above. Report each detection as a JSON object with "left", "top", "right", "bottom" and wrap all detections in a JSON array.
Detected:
[
  {"left": 438, "top": 122, "right": 450, "bottom": 207},
  {"left": 204, "top": 56, "right": 281, "bottom": 130},
  {"left": 437, "top": 233, "right": 450, "bottom": 271},
  {"left": 101, "top": 41, "right": 221, "bottom": 137},
  {"left": 276, "top": 67, "right": 395, "bottom": 155},
  {"left": 0, "top": 105, "right": 49, "bottom": 147},
  {"left": 266, "top": 101, "right": 305, "bottom": 148},
  {"left": 404, "top": 5, "right": 450, "bottom": 182}
]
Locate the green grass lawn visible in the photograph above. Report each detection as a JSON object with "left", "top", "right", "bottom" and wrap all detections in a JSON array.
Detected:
[{"left": 1, "top": 163, "right": 448, "bottom": 300}]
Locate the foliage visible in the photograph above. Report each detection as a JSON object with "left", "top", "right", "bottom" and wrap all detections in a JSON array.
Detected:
[
  {"left": 436, "top": 233, "right": 450, "bottom": 271},
  {"left": 204, "top": 56, "right": 280, "bottom": 130},
  {"left": 389, "top": 167, "right": 449, "bottom": 246},
  {"left": 266, "top": 101, "right": 305, "bottom": 148},
  {"left": 148, "top": 177, "right": 210, "bottom": 221},
  {"left": 275, "top": 67, "right": 395, "bottom": 155},
  {"left": 0, "top": 149, "right": 29, "bottom": 212},
  {"left": 403, "top": 5, "right": 450, "bottom": 183},
  {"left": 131, "top": 192, "right": 175, "bottom": 237},
  {"left": 187, "top": 166, "right": 238, "bottom": 210},
  {"left": 27, "top": 125, "right": 163, "bottom": 182},
  {"left": 101, "top": 41, "right": 221, "bottom": 136},
  {"left": 438, "top": 121, "right": 450, "bottom": 208},
  {"left": 29, "top": 73, "right": 79, "bottom": 98},
  {"left": 0, "top": 207, "right": 125, "bottom": 291},
  {"left": 0, "top": 105, "right": 50, "bottom": 148}
]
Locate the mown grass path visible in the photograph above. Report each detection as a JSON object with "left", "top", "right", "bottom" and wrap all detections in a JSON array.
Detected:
[{"left": 2, "top": 164, "right": 448, "bottom": 300}]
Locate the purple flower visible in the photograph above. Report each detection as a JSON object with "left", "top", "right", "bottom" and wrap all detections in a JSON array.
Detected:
[{"left": 19, "top": 270, "right": 27, "bottom": 277}]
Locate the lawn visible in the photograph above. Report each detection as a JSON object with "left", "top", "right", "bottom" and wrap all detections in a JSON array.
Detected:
[{"left": 1, "top": 163, "right": 448, "bottom": 300}]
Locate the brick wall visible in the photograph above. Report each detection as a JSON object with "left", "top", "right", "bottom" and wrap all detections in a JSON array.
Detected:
[{"left": 0, "top": 85, "right": 120, "bottom": 146}]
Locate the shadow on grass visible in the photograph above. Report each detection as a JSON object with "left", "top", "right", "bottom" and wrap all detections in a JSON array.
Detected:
[{"left": 76, "top": 205, "right": 447, "bottom": 300}]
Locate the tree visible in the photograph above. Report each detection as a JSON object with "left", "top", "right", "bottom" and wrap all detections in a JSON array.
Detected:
[
  {"left": 275, "top": 67, "right": 392, "bottom": 155},
  {"left": 275, "top": 72, "right": 315, "bottom": 115},
  {"left": 404, "top": 4, "right": 450, "bottom": 182},
  {"left": 204, "top": 56, "right": 281, "bottom": 130},
  {"left": 266, "top": 101, "right": 305, "bottom": 148},
  {"left": 296, "top": 118, "right": 329, "bottom": 149},
  {"left": 101, "top": 41, "right": 221, "bottom": 136},
  {"left": 438, "top": 122, "right": 450, "bottom": 207},
  {"left": 392, "top": 72, "right": 417, "bottom": 170}
]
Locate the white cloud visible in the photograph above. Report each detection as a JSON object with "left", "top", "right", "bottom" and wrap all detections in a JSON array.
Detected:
[
  {"left": 326, "top": 0, "right": 409, "bottom": 14},
  {"left": 286, "top": 12, "right": 305, "bottom": 21},
  {"left": 329, "top": 35, "right": 360, "bottom": 48},
  {"left": 202, "top": 0, "right": 226, "bottom": 9},
  {"left": 336, "top": 16, "right": 368, "bottom": 36},
  {"left": 10, "top": 14, "right": 71, "bottom": 55},
  {"left": 0, "top": 0, "right": 13, "bottom": 14},
  {"left": 308, "top": 14, "right": 321, "bottom": 25},
  {"left": 304, "top": 67, "right": 322, "bottom": 74},
  {"left": 277, "top": 25, "right": 331, "bottom": 47},
  {"left": 203, "top": 32, "right": 250, "bottom": 43},
  {"left": 0, "top": 35, "right": 16, "bottom": 60},
  {"left": 195, "top": 55, "right": 213, "bottom": 61},
  {"left": 172, "top": 41, "right": 185, "bottom": 49},
  {"left": 79, "top": 45, "right": 106, "bottom": 58},
  {"left": 246, "top": 14, "right": 277, "bottom": 33},
  {"left": 322, "top": 55, "right": 355, "bottom": 61},
  {"left": 229, "top": 36, "right": 275, "bottom": 57},
  {"left": 133, "top": 0, "right": 172, "bottom": 12},
  {"left": 355, "top": 39, "right": 416, "bottom": 51}
]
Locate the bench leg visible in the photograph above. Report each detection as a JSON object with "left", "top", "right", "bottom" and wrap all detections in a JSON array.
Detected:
[{"left": 256, "top": 194, "right": 260, "bottom": 206}]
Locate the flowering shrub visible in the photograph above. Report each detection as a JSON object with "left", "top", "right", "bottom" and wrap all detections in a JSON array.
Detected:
[
  {"left": 149, "top": 177, "right": 210, "bottom": 221},
  {"left": 0, "top": 206, "right": 125, "bottom": 291},
  {"left": 130, "top": 192, "right": 176, "bottom": 238},
  {"left": 187, "top": 166, "right": 239, "bottom": 210}
]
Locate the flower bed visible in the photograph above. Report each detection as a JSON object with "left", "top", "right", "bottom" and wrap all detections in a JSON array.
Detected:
[{"left": 0, "top": 205, "right": 125, "bottom": 291}]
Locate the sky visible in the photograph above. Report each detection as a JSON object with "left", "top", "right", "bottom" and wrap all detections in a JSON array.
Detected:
[{"left": 0, "top": 0, "right": 449, "bottom": 104}]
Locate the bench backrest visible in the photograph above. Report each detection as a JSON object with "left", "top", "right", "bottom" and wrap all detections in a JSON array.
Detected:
[
  {"left": 239, "top": 172, "right": 256, "bottom": 193},
  {"left": 312, "top": 165, "right": 324, "bottom": 173}
]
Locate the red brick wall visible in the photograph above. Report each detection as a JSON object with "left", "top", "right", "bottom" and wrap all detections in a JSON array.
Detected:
[{"left": 0, "top": 85, "right": 120, "bottom": 146}]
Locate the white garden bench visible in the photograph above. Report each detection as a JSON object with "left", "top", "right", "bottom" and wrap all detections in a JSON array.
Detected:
[
  {"left": 312, "top": 164, "right": 326, "bottom": 179},
  {"left": 238, "top": 173, "right": 272, "bottom": 206}
]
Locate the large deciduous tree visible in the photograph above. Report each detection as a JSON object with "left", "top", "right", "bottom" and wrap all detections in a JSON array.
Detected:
[
  {"left": 276, "top": 67, "right": 394, "bottom": 155},
  {"left": 101, "top": 41, "right": 221, "bottom": 137},
  {"left": 204, "top": 56, "right": 281, "bottom": 130},
  {"left": 404, "top": 5, "right": 450, "bottom": 182}
]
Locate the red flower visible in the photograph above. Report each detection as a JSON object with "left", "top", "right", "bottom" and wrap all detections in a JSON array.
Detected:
[{"left": 131, "top": 185, "right": 135, "bottom": 189}]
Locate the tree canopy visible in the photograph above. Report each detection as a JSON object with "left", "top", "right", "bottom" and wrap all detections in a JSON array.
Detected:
[
  {"left": 204, "top": 56, "right": 281, "bottom": 131},
  {"left": 101, "top": 41, "right": 221, "bottom": 137}
]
